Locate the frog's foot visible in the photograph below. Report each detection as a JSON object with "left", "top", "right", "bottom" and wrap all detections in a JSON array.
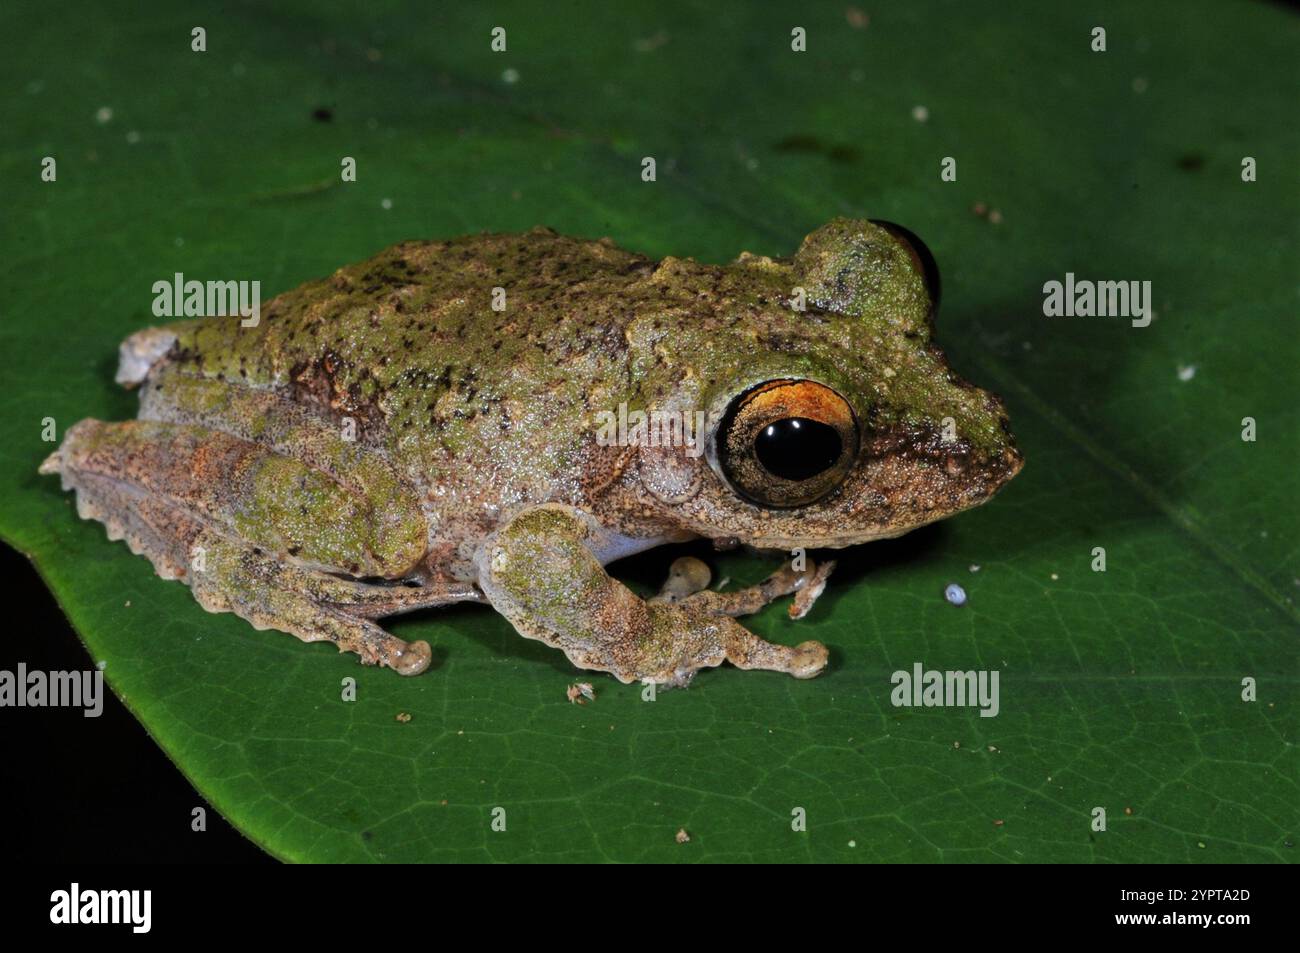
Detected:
[
  {"left": 186, "top": 532, "right": 441, "bottom": 675},
  {"left": 652, "top": 555, "right": 836, "bottom": 620},
  {"left": 479, "top": 505, "right": 829, "bottom": 685},
  {"left": 43, "top": 419, "right": 480, "bottom": 675}
]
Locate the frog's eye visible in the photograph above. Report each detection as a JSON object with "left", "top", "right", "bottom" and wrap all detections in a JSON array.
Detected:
[
  {"left": 870, "top": 220, "right": 941, "bottom": 313},
  {"left": 718, "top": 379, "right": 859, "bottom": 508}
]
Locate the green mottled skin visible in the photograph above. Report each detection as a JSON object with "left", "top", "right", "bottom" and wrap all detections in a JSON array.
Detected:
[
  {"left": 160, "top": 220, "right": 1019, "bottom": 560},
  {"left": 44, "top": 220, "right": 1021, "bottom": 682}
]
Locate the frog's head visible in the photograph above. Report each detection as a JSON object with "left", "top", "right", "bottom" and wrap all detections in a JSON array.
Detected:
[{"left": 638, "top": 218, "right": 1022, "bottom": 549}]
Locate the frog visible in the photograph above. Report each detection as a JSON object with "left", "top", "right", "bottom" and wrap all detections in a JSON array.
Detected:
[{"left": 40, "top": 218, "right": 1021, "bottom": 686}]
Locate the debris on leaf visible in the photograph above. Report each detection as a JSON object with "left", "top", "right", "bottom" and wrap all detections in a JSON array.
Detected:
[
  {"left": 675, "top": 828, "right": 690, "bottom": 844},
  {"left": 567, "top": 682, "right": 595, "bottom": 705},
  {"left": 395, "top": 711, "right": 412, "bottom": 723}
]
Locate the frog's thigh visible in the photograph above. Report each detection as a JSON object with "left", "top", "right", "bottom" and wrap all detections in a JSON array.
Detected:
[
  {"left": 52, "top": 418, "right": 423, "bottom": 578},
  {"left": 138, "top": 368, "right": 426, "bottom": 571},
  {"left": 46, "top": 420, "right": 472, "bottom": 674},
  {"left": 478, "top": 505, "right": 829, "bottom": 684}
]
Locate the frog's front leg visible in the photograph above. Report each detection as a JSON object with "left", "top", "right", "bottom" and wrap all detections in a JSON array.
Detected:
[{"left": 478, "top": 505, "right": 829, "bottom": 685}]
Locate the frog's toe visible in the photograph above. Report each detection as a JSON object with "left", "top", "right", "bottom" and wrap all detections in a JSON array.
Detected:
[
  {"left": 722, "top": 625, "right": 829, "bottom": 679},
  {"left": 788, "top": 640, "right": 830, "bottom": 678},
  {"left": 649, "top": 556, "right": 712, "bottom": 604},
  {"left": 390, "top": 638, "right": 432, "bottom": 676},
  {"left": 670, "top": 557, "right": 835, "bottom": 619},
  {"left": 788, "top": 560, "right": 836, "bottom": 620}
]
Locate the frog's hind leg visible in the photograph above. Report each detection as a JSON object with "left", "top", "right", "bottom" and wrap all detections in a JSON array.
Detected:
[
  {"left": 650, "top": 555, "right": 836, "bottom": 620},
  {"left": 41, "top": 418, "right": 477, "bottom": 675},
  {"left": 186, "top": 533, "right": 467, "bottom": 675}
]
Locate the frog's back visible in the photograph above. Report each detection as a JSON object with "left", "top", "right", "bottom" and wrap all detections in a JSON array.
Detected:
[
  {"left": 118, "top": 230, "right": 703, "bottom": 541},
  {"left": 153, "top": 228, "right": 648, "bottom": 386}
]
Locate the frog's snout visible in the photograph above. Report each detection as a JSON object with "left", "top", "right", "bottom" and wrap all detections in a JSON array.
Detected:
[
  {"left": 966, "top": 444, "right": 1024, "bottom": 504},
  {"left": 1001, "top": 445, "right": 1025, "bottom": 481}
]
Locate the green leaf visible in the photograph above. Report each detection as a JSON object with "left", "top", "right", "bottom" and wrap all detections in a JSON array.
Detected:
[{"left": 2, "top": 1, "right": 1296, "bottom": 862}]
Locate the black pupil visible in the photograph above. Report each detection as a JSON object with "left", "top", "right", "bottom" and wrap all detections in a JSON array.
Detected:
[{"left": 754, "top": 418, "right": 842, "bottom": 481}]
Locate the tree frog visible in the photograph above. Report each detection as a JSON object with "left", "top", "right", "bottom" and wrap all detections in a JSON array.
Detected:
[{"left": 41, "top": 219, "right": 1021, "bottom": 686}]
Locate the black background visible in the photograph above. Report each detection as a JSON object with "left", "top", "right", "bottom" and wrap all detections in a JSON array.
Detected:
[{"left": 0, "top": 545, "right": 270, "bottom": 863}]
